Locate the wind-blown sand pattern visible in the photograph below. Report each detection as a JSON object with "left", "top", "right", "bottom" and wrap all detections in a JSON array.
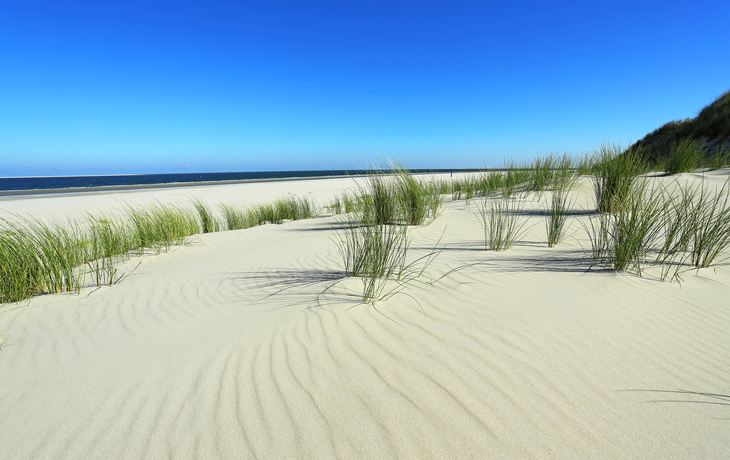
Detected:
[{"left": 1, "top": 172, "right": 729, "bottom": 459}]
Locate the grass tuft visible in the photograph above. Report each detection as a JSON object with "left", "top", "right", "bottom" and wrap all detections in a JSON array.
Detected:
[
  {"left": 334, "top": 215, "right": 409, "bottom": 302},
  {"left": 591, "top": 143, "right": 645, "bottom": 213},
  {"left": 545, "top": 190, "right": 573, "bottom": 247},
  {"left": 220, "top": 204, "right": 258, "bottom": 230},
  {"left": 478, "top": 196, "right": 527, "bottom": 251},
  {"left": 359, "top": 161, "right": 442, "bottom": 226},
  {"left": 585, "top": 180, "right": 667, "bottom": 276},
  {"left": 192, "top": 199, "right": 220, "bottom": 233},
  {"left": 665, "top": 139, "right": 704, "bottom": 175}
]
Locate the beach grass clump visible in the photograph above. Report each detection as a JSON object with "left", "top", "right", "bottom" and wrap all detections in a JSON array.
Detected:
[
  {"left": 192, "top": 199, "right": 220, "bottom": 233},
  {"left": 395, "top": 168, "right": 441, "bottom": 225},
  {"left": 26, "top": 218, "right": 86, "bottom": 294},
  {"left": 0, "top": 218, "right": 85, "bottom": 301},
  {"left": 550, "top": 153, "right": 579, "bottom": 191},
  {"left": 252, "top": 195, "right": 318, "bottom": 225},
  {"left": 0, "top": 192, "right": 325, "bottom": 304},
  {"left": 545, "top": 190, "right": 573, "bottom": 247},
  {"left": 481, "top": 172, "right": 505, "bottom": 197},
  {"left": 361, "top": 170, "right": 399, "bottom": 225},
  {"left": 461, "top": 175, "right": 479, "bottom": 202},
  {"left": 125, "top": 203, "right": 199, "bottom": 254},
  {"left": 220, "top": 204, "right": 258, "bottom": 230},
  {"left": 0, "top": 221, "right": 43, "bottom": 302},
  {"left": 85, "top": 213, "right": 134, "bottom": 258},
  {"left": 334, "top": 215, "right": 409, "bottom": 302},
  {"left": 586, "top": 180, "right": 666, "bottom": 276},
  {"left": 1, "top": 205, "right": 199, "bottom": 302},
  {"left": 666, "top": 139, "right": 704, "bottom": 175},
  {"left": 432, "top": 178, "right": 453, "bottom": 195},
  {"left": 591, "top": 143, "right": 646, "bottom": 213},
  {"left": 685, "top": 180, "right": 730, "bottom": 268},
  {"left": 253, "top": 202, "right": 279, "bottom": 224},
  {"left": 334, "top": 213, "right": 442, "bottom": 303},
  {"left": 478, "top": 196, "right": 527, "bottom": 251},
  {"left": 285, "top": 195, "right": 317, "bottom": 221},
  {"left": 84, "top": 213, "right": 134, "bottom": 286},
  {"left": 525, "top": 156, "right": 553, "bottom": 195},
  {"left": 607, "top": 184, "right": 666, "bottom": 274},
  {"left": 503, "top": 161, "right": 530, "bottom": 198},
  {"left": 703, "top": 148, "right": 730, "bottom": 170},
  {"left": 651, "top": 179, "right": 730, "bottom": 270},
  {"left": 359, "top": 162, "right": 441, "bottom": 226}
]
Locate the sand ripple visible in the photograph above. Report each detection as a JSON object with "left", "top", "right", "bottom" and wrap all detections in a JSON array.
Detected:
[{"left": 2, "top": 184, "right": 730, "bottom": 458}]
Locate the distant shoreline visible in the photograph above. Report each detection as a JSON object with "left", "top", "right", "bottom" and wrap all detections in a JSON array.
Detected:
[
  {"left": 0, "top": 169, "right": 485, "bottom": 197},
  {"left": 0, "top": 174, "right": 351, "bottom": 197}
]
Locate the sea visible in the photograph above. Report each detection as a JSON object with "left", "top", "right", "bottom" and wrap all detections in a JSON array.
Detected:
[{"left": 0, "top": 169, "right": 474, "bottom": 193}]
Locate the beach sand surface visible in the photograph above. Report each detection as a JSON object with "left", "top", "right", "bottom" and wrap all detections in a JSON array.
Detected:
[{"left": 1, "top": 172, "right": 729, "bottom": 459}]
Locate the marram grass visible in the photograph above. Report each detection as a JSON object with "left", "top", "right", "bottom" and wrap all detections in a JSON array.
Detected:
[
  {"left": 357, "top": 161, "right": 442, "bottom": 226},
  {"left": 585, "top": 177, "right": 730, "bottom": 277},
  {"left": 333, "top": 213, "right": 442, "bottom": 303},
  {"left": 478, "top": 196, "right": 527, "bottom": 251},
  {"left": 591, "top": 143, "right": 645, "bottom": 214},
  {"left": 0, "top": 194, "right": 322, "bottom": 304},
  {"left": 585, "top": 180, "right": 665, "bottom": 276},
  {"left": 545, "top": 190, "right": 573, "bottom": 247}
]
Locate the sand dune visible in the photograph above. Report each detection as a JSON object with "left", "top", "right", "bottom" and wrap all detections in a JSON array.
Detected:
[{"left": 1, "top": 173, "right": 729, "bottom": 459}]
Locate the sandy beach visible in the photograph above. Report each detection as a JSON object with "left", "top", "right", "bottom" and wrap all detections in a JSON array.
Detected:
[{"left": 1, "top": 172, "right": 729, "bottom": 459}]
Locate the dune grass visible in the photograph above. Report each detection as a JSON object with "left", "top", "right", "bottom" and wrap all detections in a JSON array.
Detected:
[
  {"left": 665, "top": 139, "right": 704, "bottom": 175},
  {"left": 682, "top": 180, "right": 730, "bottom": 268},
  {"left": 332, "top": 161, "right": 444, "bottom": 302},
  {"left": 0, "top": 193, "right": 323, "bottom": 304},
  {"left": 3, "top": 155, "right": 728, "bottom": 305},
  {"left": 478, "top": 196, "right": 527, "bottom": 251},
  {"left": 396, "top": 170, "right": 442, "bottom": 226},
  {"left": 703, "top": 148, "right": 730, "bottom": 170},
  {"left": 524, "top": 153, "right": 576, "bottom": 196},
  {"left": 333, "top": 212, "right": 443, "bottom": 303},
  {"left": 334, "top": 216, "right": 409, "bottom": 302},
  {"left": 630, "top": 88, "right": 730, "bottom": 164},
  {"left": 1, "top": 220, "right": 46, "bottom": 303},
  {"left": 192, "top": 199, "right": 220, "bottom": 233},
  {"left": 84, "top": 213, "right": 134, "bottom": 286},
  {"left": 358, "top": 162, "right": 442, "bottom": 226},
  {"left": 545, "top": 190, "right": 573, "bottom": 247},
  {"left": 125, "top": 203, "right": 200, "bottom": 254},
  {"left": 253, "top": 195, "right": 318, "bottom": 224},
  {"left": 220, "top": 204, "right": 258, "bottom": 230},
  {"left": 0, "top": 218, "right": 84, "bottom": 302},
  {"left": 591, "top": 143, "right": 646, "bottom": 213},
  {"left": 585, "top": 180, "right": 666, "bottom": 276},
  {"left": 583, "top": 177, "right": 730, "bottom": 278},
  {"left": 448, "top": 154, "right": 578, "bottom": 205}
]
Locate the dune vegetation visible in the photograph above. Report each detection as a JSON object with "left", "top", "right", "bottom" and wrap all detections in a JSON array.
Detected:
[
  {"left": 2, "top": 146, "right": 730, "bottom": 305},
  {"left": 631, "top": 88, "right": 730, "bottom": 167}
]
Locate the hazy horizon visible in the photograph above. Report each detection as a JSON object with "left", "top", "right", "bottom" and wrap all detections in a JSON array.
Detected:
[{"left": 2, "top": 1, "right": 729, "bottom": 177}]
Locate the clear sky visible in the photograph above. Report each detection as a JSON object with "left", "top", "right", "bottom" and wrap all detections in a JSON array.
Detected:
[{"left": 1, "top": 0, "right": 729, "bottom": 176}]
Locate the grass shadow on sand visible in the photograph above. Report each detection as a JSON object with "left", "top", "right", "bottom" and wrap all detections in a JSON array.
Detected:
[
  {"left": 625, "top": 389, "right": 730, "bottom": 420},
  {"left": 227, "top": 268, "right": 361, "bottom": 310}
]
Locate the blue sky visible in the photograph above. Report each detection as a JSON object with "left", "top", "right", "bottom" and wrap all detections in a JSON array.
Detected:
[{"left": 1, "top": 0, "right": 729, "bottom": 176}]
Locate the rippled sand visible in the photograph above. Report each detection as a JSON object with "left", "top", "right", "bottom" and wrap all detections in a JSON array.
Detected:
[{"left": 1, "top": 172, "right": 729, "bottom": 459}]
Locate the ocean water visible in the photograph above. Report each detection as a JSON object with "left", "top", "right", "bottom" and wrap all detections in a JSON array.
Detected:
[{"left": 0, "top": 169, "right": 467, "bottom": 192}]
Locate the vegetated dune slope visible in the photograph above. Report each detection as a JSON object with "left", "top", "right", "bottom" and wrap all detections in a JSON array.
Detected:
[{"left": 1, "top": 173, "right": 729, "bottom": 459}]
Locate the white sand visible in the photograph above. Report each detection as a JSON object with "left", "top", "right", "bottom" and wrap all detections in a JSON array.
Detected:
[{"left": 1, "top": 171, "right": 729, "bottom": 459}]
